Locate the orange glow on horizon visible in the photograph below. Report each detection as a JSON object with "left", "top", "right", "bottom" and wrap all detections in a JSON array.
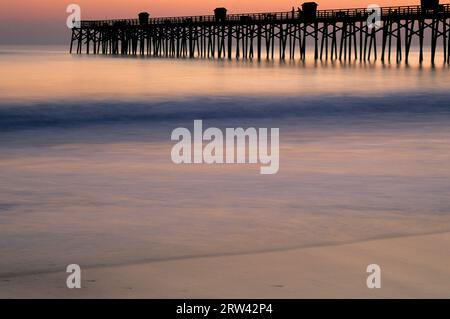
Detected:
[
  {"left": 0, "top": 0, "right": 427, "bottom": 20},
  {"left": 0, "top": 0, "right": 436, "bottom": 44}
]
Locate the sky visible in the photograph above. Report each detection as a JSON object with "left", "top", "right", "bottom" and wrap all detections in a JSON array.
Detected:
[{"left": 0, "top": 0, "right": 421, "bottom": 44}]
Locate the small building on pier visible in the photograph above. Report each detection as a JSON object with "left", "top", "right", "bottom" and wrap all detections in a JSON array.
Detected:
[
  {"left": 302, "top": 2, "right": 318, "bottom": 18},
  {"left": 421, "top": 0, "right": 440, "bottom": 10},
  {"left": 138, "top": 12, "right": 150, "bottom": 25},
  {"left": 214, "top": 8, "right": 227, "bottom": 22}
]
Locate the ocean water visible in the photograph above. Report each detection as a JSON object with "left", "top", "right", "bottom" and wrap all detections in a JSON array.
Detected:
[{"left": 0, "top": 45, "right": 450, "bottom": 277}]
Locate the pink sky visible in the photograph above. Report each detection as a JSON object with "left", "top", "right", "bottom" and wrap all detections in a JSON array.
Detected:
[{"left": 0, "top": 0, "right": 425, "bottom": 44}]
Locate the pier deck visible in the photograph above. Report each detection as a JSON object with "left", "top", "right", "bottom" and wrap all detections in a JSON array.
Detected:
[{"left": 70, "top": 3, "right": 450, "bottom": 64}]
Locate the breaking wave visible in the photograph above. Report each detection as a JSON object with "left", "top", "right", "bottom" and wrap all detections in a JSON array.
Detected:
[{"left": 1, "top": 92, "right": 449, "bottom": 131}]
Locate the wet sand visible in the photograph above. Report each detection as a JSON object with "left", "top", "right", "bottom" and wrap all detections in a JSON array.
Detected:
[
  {"left": 1, "top": 47, "right": 450, "bottom": 299},
  {"left": 1, "top": 231, "right": 449, "bottom": 298}
]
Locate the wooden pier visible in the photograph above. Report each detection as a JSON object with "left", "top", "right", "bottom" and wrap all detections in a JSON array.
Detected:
[{"left": 70, "top": 1, "right": 450, "bottom": 64}]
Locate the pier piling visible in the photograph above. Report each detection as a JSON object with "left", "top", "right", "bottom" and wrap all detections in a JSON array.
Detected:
[{"left": 70, "top": 2, "right": 450, "bottom": 64}]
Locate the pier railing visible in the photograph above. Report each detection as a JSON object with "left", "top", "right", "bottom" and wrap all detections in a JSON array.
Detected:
[
  {"left": 79, "top": 4, "right": 450, "bottom": 28},
  {"left": 71, "top": 3, "right": 450, "bottom": 64}
]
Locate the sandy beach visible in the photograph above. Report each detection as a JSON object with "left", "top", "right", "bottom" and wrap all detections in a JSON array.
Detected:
[
  {"left": 1, "top": 47, "right": 450, "bottom": 300},
  {"left": 1, "top": 231, "right": 449, "bottom": 299}
]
